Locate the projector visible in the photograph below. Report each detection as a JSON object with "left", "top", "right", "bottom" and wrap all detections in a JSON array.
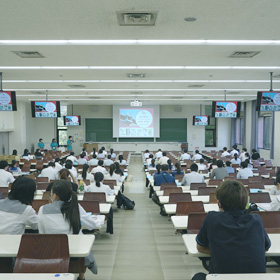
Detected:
[{"left": 130, "top": 100, "right": 142, "bottom": 107}]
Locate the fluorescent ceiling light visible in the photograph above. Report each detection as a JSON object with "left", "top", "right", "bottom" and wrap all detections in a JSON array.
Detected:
[
  {"left": 1, "top": 40, "right": 280, "bottom": 46},
  {"left": 17, "top": 94, "right": 255, "bottom": 97}
]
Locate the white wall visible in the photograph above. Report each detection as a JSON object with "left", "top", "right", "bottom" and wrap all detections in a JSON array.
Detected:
[
  {"left": 273, "top": 111, "right": 280, "bottom": 166},
  {"left": 216, "top": 118, "right": 231, "bottom": 150},
  {"left": 0, "top": 111, "right": 14, "bottom": 131}
]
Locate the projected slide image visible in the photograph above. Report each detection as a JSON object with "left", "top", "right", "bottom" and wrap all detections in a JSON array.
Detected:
[
  {"left": 260, "top": 92, "right": 280, "bottom": 111},
  {"left": 119, "top": 108, "right": 154, "bottom": 137}
]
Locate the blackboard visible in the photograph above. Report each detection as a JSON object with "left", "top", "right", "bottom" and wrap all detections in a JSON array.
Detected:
[
  {"left": 85, "top": 119, "right": 116, "bottom": 142},
  {"left": 157, "top": 119, "right": 187, "bottom": 142}
]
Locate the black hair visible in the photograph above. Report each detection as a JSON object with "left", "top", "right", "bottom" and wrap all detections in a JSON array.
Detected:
[
  {"left": 23, "top": 149, "right": 29, "bottom": 155},
  {"left": 162, "top": 152, "right": 167, "bottom": 156},
  {"left": 92, "top": 147, "right": 96, "bottom": 153},
  {"left": 48, "top": 162, "right": 55, "bottom": 167},
  {"left": 223, "top": 147, "right": 227, "bottom": 151},
  {"left": 98, "top": 160, "right": 103, "bottom": 166},
  {"left": 241, "top": 161, "right": 248, "bottom": 168},
  {"left": 65, "top": 161, "right": 73, "bottom": 170},
  {"left": 8, "top": 177, "right": 36, "bottom": 205},
  {"left": 101, "top": 147, "right": 105, "bottom": 151},
  {"left": 109, "top": 164, "right": 115, "bottom": 176},
  {"left": 252, "top": 149, "right": 257, "bottom": 153},
  {"left": 110, "top": 148, "right": 114, "bottom": 154},
  {"left": 184, "top": 149, "right": 188, "bottom": 153},
  {"left": 245, "top": 152, "right": 250, "bottom": 161},
  {"left": 145, "top": 150, "right": 149, "bottom": 153},
  {"left": 225, "top": 161, "right": 231, "bottom": 167},
  {"left": 80, "top": 153, "right": 85, "bottom": 159},
  {"left": 11, "top": 160, "right": 17, "bottom": 168},
  {"left": 190, "top": 163, "right": 198, "bottom": 172},
  {"left": 98, "top": 149, "right": 103, "bottom": 154},
  {"left": 243, "top": 148, "right": 247, "bottom": 152},
  {"left": 94, "top": 172, "right": 104, "bottom": 187},
  {"left": 68, "top": 136, "right": 72, "bottom": 139},
  {"left": 46, "top": 182, "right": 54, "bottom": 192},
  {"left": 12, "top": 149, "right": 17, "bottom": 155},
  {"left": 167, "top": 159, "right": 172, "bottom": 170},
  {"left": 39, "top": 138, "right": 43, "bottom": 141},
  {"left": 149, "top": 154, "right": 153, "bottom": 159},
  {"left": 107, "top": 154, "right": 111, "bottom": 159},
  {"left": 0, "top": 160, "right": 8, "bottom": 169},
  {"left": 82, "top": 164, "right": 89, "bottom": 180},
  {"left": 175, "top": 162, "right": 181, "bottom": 174},
  {"left": 158, "top": 149, "right": 161, "bottom": 151},
  {"left": 161, "top": 164, "right": 169, "bottom": 171},
  {"left": 118, "top": 155, "right": 124, "bottom": 163},
  {"left": 55, "top": 158, "right": 60, "bottom": 163},
  {"left": 199, "top": 158, "right": 204, "bottom": 164},
  {"left": 52, "top": 180, "right": 80, "bottom": 234},
  {"left": 70, "top": 151, "right": 74, "bottom": 156},
  {"left": 93, "top": 154, "right": 97, "bottom": 159},
  {"left": 217, "top": 160, "right": 224, "bottom": 168},
  {"left": 195, "top": 150, "right": 199, "bottom": 154},
  {"left": 156, "top": 164, "right": 161, "bottom": 174},
  {"left": 151, "top": 159, "right": 156, "bottom": 168},
  {"left": 82, "top": 148, "right": 86, "bottom": 152},
  {"left": 52, "top": 138, "right": 56, "bottom": 142},
  {"left": 234, "top": 154, "right": 238, "bottom": 160},
  {"left": 35, "top": 149, "right": 41, "bottom": 156}
]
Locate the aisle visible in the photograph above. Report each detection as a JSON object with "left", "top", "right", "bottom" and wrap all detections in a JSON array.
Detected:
[{"left": 89, "top": 154, "right": 204, "bottom": 280}]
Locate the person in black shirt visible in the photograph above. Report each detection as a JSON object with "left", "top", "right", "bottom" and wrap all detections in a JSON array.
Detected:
[
  {"left": 251, "top": 149, "right": 261, "bottom": 160},
  {"left": 192, "top": 180, "right": 270, "bottom": 280}
]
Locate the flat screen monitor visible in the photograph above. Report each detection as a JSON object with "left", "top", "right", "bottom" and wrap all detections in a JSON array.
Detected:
[
  {"left": 31, "top": 101, "right": 61, "bottom": 118},
  {"left": 0, "top": 91, "right": 17, "bottom": 111},
  {"left": 212, "top": 101, "right": 241, "bottom": 118},
  {"left": 256, "top": 91, "right": 280, "bottom": 111},
  {"left": 193, "top": 115, "right": 210, "bottom": 126},
  {"left": 64, "top": 115, "right": 81, "bottom": 126}
]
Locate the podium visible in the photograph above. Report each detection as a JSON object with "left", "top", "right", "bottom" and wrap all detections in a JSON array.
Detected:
[{"left": 83, "top": 143, "right": 98, "bottom": 153}]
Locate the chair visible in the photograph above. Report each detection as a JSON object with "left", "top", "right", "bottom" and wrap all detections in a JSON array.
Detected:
[
  {"left": 250, "top": 193, "right": 271, "bottom": 204},
  {"left": 32, "top": 199, "right": 49, "bottom": 213},
  {"left": 258, "top": 158, "right": 265, "bottom": 163},
  {"left": 252, "top": 161, "right": 261, "bottom": 168},
  {"left": 209, "top": 192, "right": 218, "bottom": 204},
  {"left": 0, "top": 187, "right": 9, "bottom": 196},
  {"left": 160, "top": 183, "right": 177, "bottom": 190},
  {"left": 248, "top": 182, "right": 265, "bottom": 189},
  {"left": 83, "top": 192, "right": 106, "bottom": 203},
  {"left": 174, "top": 174, "right": 184, "bottom": 182},
  {"left": 190, "top": 183, "right": 207, "bottom": 190},
  {"left": 176, "top": 201, "right": 204, "bottom": 216},
  {"left": 79, "top": 200, "right": 100, "bottom": 214},
  {"left": 208, "top": 179, "right": 223, "bottom": 186},
  {"left": 263, "top": 178, "right": 276, "bottom": 185},
  {"left": 198, "top": 187, "right": 216, "bottom": 196},
  {"left": 248, "top": 176, "right": 262, "bottom": 182},
  {"left": 265, "top": 160, "right": 273, "bottom": 168},
  {"left": 103, "top": 180, "right": 116, "bottom": 190},
  {"left": 21, "top": 166, "right": 30, "bottom": 173},
  {"left": 237, "top": 179, "right": 249, "bottom": 185},
  {"left": 36, "top": 182, "right": 50, "bottom": 191},
  {"left": 163, "top": 187, "right": 182, "bottom": 196},
  {"left": 252, "top": 211, "right": 280, "bottom": 233},
  {"left": 36, "top": 177, "right": 49, "bottom": 183},
  {"left": 187, "top": 212, "right": 208, "bottom": 234},
  {"left": 169, "top": 193, "right": 192, "bottom": 204},
  {"left": 14, "top": 234, "right": 69, "bottom": 273}
]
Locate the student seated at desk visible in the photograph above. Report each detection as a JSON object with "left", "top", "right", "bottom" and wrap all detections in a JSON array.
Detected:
[
  {"left": 66, "top": 151, "right": 78, "bottom": 164},
  {"left": 0, "top": 177, "right": 37, "bottom": 234},
  {"left": 159, "top": 152, "right": 169, "bottom": 165},
  {"left": 236, "top": 161, "right": 253, "bottom": 179},
  {"left": 9, "top": 160, "right": 22, "bottom": 174},
  {"left": 197, "top": 158, "right": 207, "bottom": 171},
  {"left": 101, "top": 146, "right": 108, "bottom": 156},
  {"left": 91, "top": 160, "right": 107, "bottom": 175},
  {"left": 0, "top": 160, "right": 15, "bottom": 187},
  {"left": 38, "top": 179, "right": 99, "bottom": 279},
  {"left": 104, "top": 164, "right": 124, "bottom": 183},
  {"left": 180, "top": 149, "right": 191, "bottom": 160},
  {"left": 251, "top": 148, "right": 260, "bottom": 160},
  {"left": 225, "top": 161, "right": 235, "bottom": 174},
  {"left": 34, "top": 148, "right": 43, "bottom": 159},
  {"left": 97, "top": 149, "right": 105, "bottom": 159},
  {"left": 86, "top": 172, "right": 115, "bottom": 195},
  {"left": 155, "top": 149, "right": 163, "bottom": 159},
  {"left": 88, "top": 154, "right": 99, "bottom": 166},
  {"left": 104, "top": 154, "right": 114, "bottom": 167},
  {"left": 54, "top": 158, "right": 63, "bottom": 172},
  {"left": 117, "top": 155, "right": 127, "bottom": 166},
  {"left": 192, "top": 150, "right": 202, "bottom": 161},
  {"left": 171, "top": 162, "right": 184, "bottom": 177},
  {"left": 41, "top": 162, "right": 58, "bottom": 181},
  {"left": 22, "top": 148, "right": 32, "bottom": 161},
  {"left": 230, "top": 154, "right": 241, "bottom": 165},
  {"left": 211, "top": 160, "right": 228, "bottom": 180},
  {"left": 90, "top": 147, "right": 98, "bottom": 156},
  {"left": 208, "top": 158, "right": 217, "bottom": 172},
  {"left": 59, "top": 168, "right": 78, "bottom": 192},
  {"left": 181, "top": 163, "right": 204, "bottom": 186},
  {"left": 114, "top": 162, "right": 124, "bottom": 177},
  {"left": 146, "top": 154, "right": 153, "bottom": 166},
  {"left": 269, "top": 175, "right": 280, "bottom": 210},
  {"left": 144, "top": 149, "right": 150, "bottom": 159},
  {"left": 65, "top": 160, "right": 78, "bottom": 179},
  {"left": 77, "top": 153, "right": 88, "bottom": 165},
  {"left": 221, "top": 147, "right": 230, "bottom": 157},
  {"left": 193, "top": 180, "right": 270, "bottom": 280},
  {"left": 230, "top": 145, "right": 239, "bottom": 157},
  {"left": 109, "top": 148, "right": 117, "bottom": 159},
  {"left": 154, "top": 164, "right": 175, "bottom": 186},
  {"left": 148, "top": 159, "right": 157, "bottom": 171},
  {"left": 81, "top": 164, "right": 94, "bottom": 183},
  {"left": 270, "top": 174, "right": 280, "bottom": 196},
  {"left": 167, "top": 159, "right": 175, "bottom": 171}
]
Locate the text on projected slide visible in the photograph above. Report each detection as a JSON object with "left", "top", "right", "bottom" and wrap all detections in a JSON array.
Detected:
[{"left": 119, "top": 108, "right": 154, "bottom": 137}]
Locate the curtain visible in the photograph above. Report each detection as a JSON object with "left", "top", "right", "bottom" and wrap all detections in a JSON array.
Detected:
[
  {"left": 270, "top": 111, "right": 275, "bottom": 159},
  {"left": 242, "top": 103, "right": 246, "bottom": 147},
  {"left": 230, "top": 118, "right": 236, "bottom": 147},
  {"left": 250, "top": 100, "right": 258, "bottom": 150}
]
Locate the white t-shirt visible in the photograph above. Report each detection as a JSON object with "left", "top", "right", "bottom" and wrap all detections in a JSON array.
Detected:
[
  {"left": 117, "top": 159, "right": 127, "bottom": 166},
  {"left": 155, "top": 151, "right": 163, "bottom": 159},
  {"left": 104, "top": 159, "right": 114, "bottom": 166},
  {"left": 86, "top": 182, "right": 115, "bottom": 196},
  {"left": 40, "top": 167, "right": 58, "bottom": 181},
  {"left": 144, "top": 152, "right": 150, "bottom": 159},
  {"left": 91, "top": 166, "right": 107, "bottom": 175},
  {"left": 77, "top": 158, "right": 88, "bottom": 165},
  {"left": 192, "top": 154, "right": 203, "bottom": 161},
  {"left": 181, "top": 171, "right": 205, "bottom": 186},
  {"left": 236, "top": 168, "right": 254, "bottom": 179},
  {"left": 55, "top": 162, "right": 63, "bottom": 172},
  {"left": 197, "top": 163, "right": 207, "bottom": 171},
  {"left": 230, "top": 150, "right": 239, "bottom": 157},
  {"left": 230, "top": 158, "right": 241, "bottom": 165},
  {"left": 159, "top": 156, "right": 169, "bottom": 166},
  {"left": 0, "top": 169, "right": 15, "bottom": 187},
  {"left": 104, "top": 172, "right": 124, "bottom": 183},
  {"left": 88, "top": 158, "right": 99, "bottom": 166},
  {"left": 66, "top": 155, "right": 78, "bottom": 163},
  {"left": 221, "top": 151, "right": 230, "bottom": 157},
  {"left": 180, "top": 153, "right": 191, "bottom": 160},
  {"left": 239, "top": 152, "right": 247, "bottom": 162}
]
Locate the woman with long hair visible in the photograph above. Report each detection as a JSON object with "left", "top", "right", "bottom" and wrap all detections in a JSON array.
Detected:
[
  {"left": 9, "top": 160, "right": 22, "bottom": 174},
  {"left": 104, "top": 164, "right": 124, "bottom": 183},
  {"left": 86, "top": 172, "right": 115, "bottom": 196},
  {"left": 59, "top": 168, "right": 79, "bottom": 193},
  {"left": 117, "top": 155, "right": 127, "bottom": 166},
  {"left": 171, "top": 162, "right": 184, "bottom": 177},
  {"left": 81, "top": 163, "right": 94, "bottom": 183}
]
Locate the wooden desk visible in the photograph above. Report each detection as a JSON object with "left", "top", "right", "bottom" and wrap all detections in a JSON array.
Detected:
[
  {"left": 0, "top": 274, "right": 75, "bottom": 280},
  {"left": 183, "top": 234, "right": 280, "bottom": 257},
  {"left": 206, "top": 274, "right": 279, "bottom": 280},
  {"left": 164, "top": 203, "right": 219, "bottom": 215},
  {"left": 159, "top": 195, "right": 209, "bottom": 204},
  {"left": 0, "top": 235, "right": 95, "bottom": 257}
]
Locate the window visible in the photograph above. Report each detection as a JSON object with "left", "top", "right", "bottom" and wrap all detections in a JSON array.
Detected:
[
  {"left": 258, "top": 113, "right": 272, "bottom": 150},
  {"left": 57, "top": 105, "right": 67, "bottom": 146},
  {"left": 235, "top": 118, "right": 243, "bottom": 145},
  {"left": 205, "top": 105, "right": 216, "bottom": 147}
]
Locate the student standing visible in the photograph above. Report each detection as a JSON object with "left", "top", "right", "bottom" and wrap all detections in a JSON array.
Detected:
[
  {"left": 67, "top": 136, "right": 73, "bottom": 151},
  {"left": 37, "top": 138, "right": 44, "bottom": 150},
  {"left": 50, "top": 138, "right": 58, "bottom": 151}
]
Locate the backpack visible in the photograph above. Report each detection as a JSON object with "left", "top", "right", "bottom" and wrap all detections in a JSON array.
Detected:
[{"left": 117, "top": 191, "right": 135, "bottom": 210}]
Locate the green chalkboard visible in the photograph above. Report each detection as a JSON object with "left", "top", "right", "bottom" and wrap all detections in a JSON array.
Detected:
[
  {"left": 119, "top": 138, "right": 154, "bottom": 142},
  {"left": 85, "top": 119, "right": 116, "bottom": 142},
  {"left": 157, "top": 118, "right": 187, "bottom": 142}
]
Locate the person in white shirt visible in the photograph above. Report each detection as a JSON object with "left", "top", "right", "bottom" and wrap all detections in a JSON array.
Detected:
[
  {"left": 192, "top": 150, "right": 203, "bottom": 161},
  {"left": 86, "top": 172, "right": 115, "bottom": 196},
  {"left": 77, "top": 153, "right": 88, "bottom": 165},
  {"left": 181, "top": 163, "right": 205, "bottom": 186},
  {"left": 221, "top": 147, "right": 231, "bottom": 157},
  {"left": 104, "top": 164, "right": 124, "bottom": 183},
  {"left": 65, "top": 160, "right": 78, "bottom": 179},
  {"left": 104, "top": 155, "right": 114, "bottom": 166},
  {"left": 101, "top": 146, "right": 108, "bottom": 156},
  {"left": 117, "top": 155, "right": 127, "bottom": 166},
  {"left": 230, "top": 154, "right": 241, "bottom": 165},
  {"left": 144, "top": 150, "right": 150, "bottom": 159},
  {"left": 197, "top": 158, "right": 207, "bottom": 171},
  {"left": 88, "top": 154, "right": 99, "bottom": 166},
  {"left": 38, "top": 180, "right": 99, "bottom": 278},
  {"left": 81, "top": 148, "right": 88, "bottom": 157},
  {"left": 146, "top": 154, "right": 153, "bottom": 166},
  {"left": 268, "top": 176, "right": 280, "bottom": 210},
  {"left": 90, "top": 148, "right": 98, "bottom": 156},
  {"left": 236, "top": 161, "right": 254, "bottom": 179},
  {"left": 66, "top": 152, "right": 78, "bottom": 164},
  {"left": 22, "top": 148, "right": 33, "bottom": 161},
  {"left": 54, "top": 158, "right": 63, "bottom": 172},
  {"left": 0, "top": 177, "right": 37, "bottom": 234},
  {"left": 40, "top": 162, "right": 58, "bottom": 181},
  {"left": 97, "top": 149, "right": 105, "bottom": 159},
  {"left": 91, "top": 160, "right": 107, "bottom": 175},
  {"left": 81, "top": 164, "right": 95, "bottom": 183},
  {"left": 109, "top": 148, "right": 117, "bottom": 159},
  {"left": 230, "top": 145, "right": 239, "bottom": 157},
  {"left": 155, "top": 149, "right": 163, "bottom": 159},
  {"left": 180, "top": 149, "right": 191, "bottom": 161},
  {"left": 159, "top": 152, "right": 169, "bottom": 165},
  {"left": 0, "top": 160, "right": 15, "bottom": 187},
  {"left": 270, "top": 175, "right": 280, "bottom": 195},
  {"left": 239, "top": 148, "right": 248, "bottom": 162}
]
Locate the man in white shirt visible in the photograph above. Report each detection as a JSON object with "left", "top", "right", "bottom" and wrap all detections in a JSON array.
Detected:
[
  {"left": 91, "top": 160, "right": 107, "bottom": 175},
  {"left": 54, "top": 158, "right": 63, "bottom": 172},
  {"left": 239, "top": 148, "right": 247, "bottom": 162},
  {"left": 66, "top": 152, "right": 78, "bottom": 164},
  {"left": 192, "top": 150, "right": 203, "bottom": 161},
  {"left": 197, "top": 158, "right": 207, "bottom": 171},
  {"left": 230, "top": 145, "right": 239, "bottom": 157},
  {"left": 104, "top": 155, "right": 114, "bottom": 166},
  {"left": 65, "top": 160, "right": 78, "bottom": 179},
  {"left": 181, "top": 163, "right": 205, "bottom": 186},
  {"left": 144, "top": 150, "right": 150, "bottom": 159},
  {"left": 88, "top": 154, "right": 99, "bottom": 166},
  {"left": 0, "top": 161, "right": 15, "bottom": 187},
  {"left": 221, "top": 147, "right": 231, "bottom": 157},
  {"left": 101, "top": 146, "right": 108, "bottom": 156},
  {"left": 146, "top": 154, "right": 153, "bottom": 166},
  {"left": 159, "top": 152, "right": 169, "bottom": 165},
  {"left": 236, "top": 161, "right": 254, "bottom": 179},
  {"left": 180, "top": 149, "right": 191, "bottom": 160},
  {"left": 40, "top": 162, "right": 58, "bottom": 181},
  {"left": 77, "top": 153, "right": 87, "bottom": 165},
  {"left": 155, "top": 149, "right": 163, "bottom": 159}
]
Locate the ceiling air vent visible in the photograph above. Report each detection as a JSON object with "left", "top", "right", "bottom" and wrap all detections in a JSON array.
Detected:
[
  {"left": 229, "top": 51, "right": 260, "bottom": 58},
  {"left": 130, "top": 91, "right": 142, "bottom": 95},
  {"left": 32, "top": 91, "right": 45, "bottom": 95},
  {"left": 68, "top": 84, "right": 86, "bottom": 88},
  {"left": 188, "top": 84, "right": 204, "bottom": 88},
  {"left": 127, "top": 73, "right": 146, "bottom": 78},
  {"left": 172, "top": 96, "right": 184, "bottom": 99},
  {"left": 12, "top": 51, "right": 44, "bottom": 58},
  {"left": 117, "top": 12, "right": 158, "bottom": 26},
  {"left": 89, "top": 97, "right": 100, "bottom": 99},
  {"left": 227, "top": 91, "right": 240, "bottom": 95}
]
